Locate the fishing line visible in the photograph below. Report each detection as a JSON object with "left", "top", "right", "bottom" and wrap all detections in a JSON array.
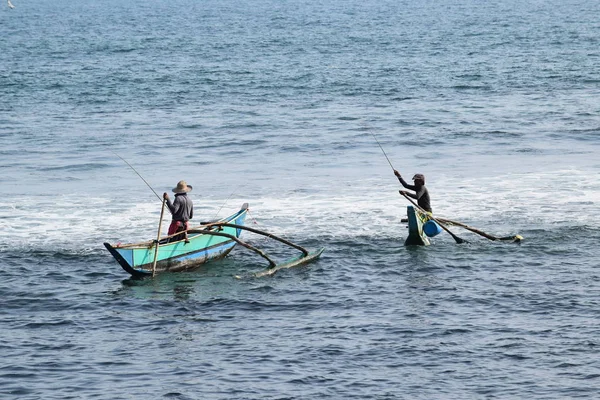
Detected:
[
  {"left": 247, "top": 208, "right": 260, "bottom": 225},
  {"left": 212, "top": 191, "right": 235, "bottom": 220},
  {"left": 212, "top": 192, "right": 260, "bottom": 225},
  {"left": 111, "top": 151, "right": 162, "bottom": 202}
]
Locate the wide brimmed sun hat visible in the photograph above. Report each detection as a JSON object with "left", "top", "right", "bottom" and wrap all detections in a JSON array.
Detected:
[{"left": 172, "top": 180, "right": 192, "bottom": 193}]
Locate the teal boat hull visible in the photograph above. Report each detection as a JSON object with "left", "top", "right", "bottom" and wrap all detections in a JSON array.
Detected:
[
  {"left": 404, "top": 205, "right": 430, "bottom": 246},
  {"left": 104, "top": 204, "right": 249, "bottom": 277}
]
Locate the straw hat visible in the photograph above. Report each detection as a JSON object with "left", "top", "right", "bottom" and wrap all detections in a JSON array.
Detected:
[{"left": 172, "top": 180, "right": 192, "bottom": 193}]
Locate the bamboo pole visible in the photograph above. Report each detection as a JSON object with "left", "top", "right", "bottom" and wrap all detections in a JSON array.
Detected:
[
  {"left": 152, "top": 198, "right": 166, "bottom": 276},
  {"left": 435, "top": 217, "right": 522, "bottom": 242},
  {"left": 204, "top": 223, "right": 310, "bottom": 256},
  {"left": 187, "top": 229, "right": 277, "bottom": 268}
]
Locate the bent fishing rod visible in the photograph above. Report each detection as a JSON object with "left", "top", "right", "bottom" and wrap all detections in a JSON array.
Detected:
[
  {"left": 368, "top": 131, "right": 396, "bottom": 172},
  {"left": 112, "top": 151, "right": 162, "bottom": 202},
  {"left": 113, "top": 151, "right": 237, "bottom": 219}
]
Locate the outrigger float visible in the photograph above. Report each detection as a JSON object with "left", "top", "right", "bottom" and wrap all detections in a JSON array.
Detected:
[
  {"left": 104, "top": 203, "right": 324, "bottom": 278},
  {"left": 401, "top": 194, "right": 523, "bottom": 246}
]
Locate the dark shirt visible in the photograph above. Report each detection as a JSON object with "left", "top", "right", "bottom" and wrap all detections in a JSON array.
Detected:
[
  {"left": 166, "top": 193, "right": 194, "bottom": 222},
  {"left": 399, "top": 177, "right": 432, "bottom": 212}
]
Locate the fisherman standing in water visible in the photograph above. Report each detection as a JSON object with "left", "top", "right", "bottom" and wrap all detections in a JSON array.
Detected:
[
  {"left": 394, "top": 170, "right": 432, "bottom": 213},
  {"left": 163, "top": 180, "right": 194, "bottom": 242}
]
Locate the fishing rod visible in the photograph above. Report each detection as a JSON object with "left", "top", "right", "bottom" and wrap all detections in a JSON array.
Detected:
[
  {"left": 368, "top": 131, "right": 396, "bottom": 171},
  {"left": 112, "top": 151, "right": 162, "bottom": 202},
  {"left": 113, "top": 151, "right": 238, "bottom": 223}
]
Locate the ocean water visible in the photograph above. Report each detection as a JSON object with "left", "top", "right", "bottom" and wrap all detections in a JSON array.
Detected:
[{"left": 1, "top": 0, "right": 599, "bottom": 398}]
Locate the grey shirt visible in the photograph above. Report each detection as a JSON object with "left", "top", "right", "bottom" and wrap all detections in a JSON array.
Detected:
[{"left": 166, "top": 193, "right": 193, "bottom": 222}]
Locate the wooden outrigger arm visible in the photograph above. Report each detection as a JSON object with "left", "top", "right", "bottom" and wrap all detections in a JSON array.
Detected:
[
  {"left": 203, "top": 223, "right": 310, "bottom": 257},
  {"left": 186, "top": 228, "right": 277, "bottom": 268},
  {"left": 200, "top": 223, "right": 324, "bottom": 277},
  {"left": 435, "top": 217, "right": 523, "bottom": 242},
  {"left": 146, "top": 222, "right": 309, "bottom": 259}
]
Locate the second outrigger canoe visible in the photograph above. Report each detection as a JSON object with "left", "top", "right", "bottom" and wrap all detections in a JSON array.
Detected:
[
  {"left": 104, "top": 203, "right": 324, "bottom": 278},
  {"left": 403, "top": 204, "right": 523, "bottom": 246}
]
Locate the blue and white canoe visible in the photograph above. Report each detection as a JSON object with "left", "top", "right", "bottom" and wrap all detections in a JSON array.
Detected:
[{"left": 104, "top": 204, "right": 250, "bottom": 277}]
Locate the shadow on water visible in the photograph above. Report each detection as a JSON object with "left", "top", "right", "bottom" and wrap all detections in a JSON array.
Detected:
[
  {"left": 111, "top": 246, "right": 307, "bottom": 301},
  {"left": 112, "top": 257, "right": 248, "bottom": 301}
]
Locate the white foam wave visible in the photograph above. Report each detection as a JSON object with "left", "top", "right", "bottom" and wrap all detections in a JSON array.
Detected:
[{"left": 0, "top": 167, "right": 597, "bottom": 252}]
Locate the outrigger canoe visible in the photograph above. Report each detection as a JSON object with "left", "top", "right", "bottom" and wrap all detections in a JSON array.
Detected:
[
  {"left": 403, "top": 204, "right": 523, "bottom": 246},
  {"left": 104, "top": 203, "right": 324, "bottom": 278}
]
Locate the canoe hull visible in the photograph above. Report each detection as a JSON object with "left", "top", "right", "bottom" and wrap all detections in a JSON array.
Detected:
[
  {"left": 404, "top": 205, "right": 430, "bottom": 246},
  {"left": 104, "top": 204, "right": 249, "bottom": 277}
]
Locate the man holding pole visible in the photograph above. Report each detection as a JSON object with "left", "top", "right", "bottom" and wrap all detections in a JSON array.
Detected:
[
  {"left": 394, "top": 170, "right": 432, "bottom": 213},
  {"left": 163, "top": 180, "right": 194, "bottom": 242}
]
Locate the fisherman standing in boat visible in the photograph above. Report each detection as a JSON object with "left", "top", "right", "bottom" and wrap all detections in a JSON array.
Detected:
[
  {"left": 163, "top": 180, "right": 194, "bottom": 242},
  {"left": 394, "top": 170, "right": 432, "bottom": 213}
]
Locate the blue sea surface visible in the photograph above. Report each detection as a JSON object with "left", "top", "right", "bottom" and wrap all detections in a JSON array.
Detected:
[{"left": 1, "top": 0, "right": 599, "bottom": 399}]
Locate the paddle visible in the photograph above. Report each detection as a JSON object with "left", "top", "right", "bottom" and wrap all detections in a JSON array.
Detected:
[
  {"left": 368, "top": 130, "right": 468, "bottom": 244},
  {"left": 152, "top": 198, "right": 166, "bottom": 276}
]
